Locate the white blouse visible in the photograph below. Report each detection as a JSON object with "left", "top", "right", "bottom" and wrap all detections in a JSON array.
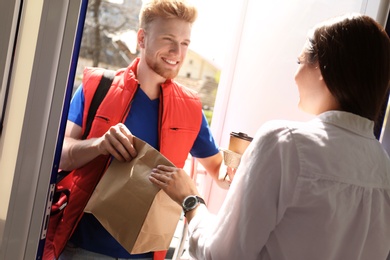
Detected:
[{"left": 188, "top": 111, "right": 390, "bottom": 260}]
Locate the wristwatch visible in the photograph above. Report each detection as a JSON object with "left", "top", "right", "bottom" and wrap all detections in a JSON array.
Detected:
[{"left": 182, "top": 195, "right": 206, "bottom": 216}]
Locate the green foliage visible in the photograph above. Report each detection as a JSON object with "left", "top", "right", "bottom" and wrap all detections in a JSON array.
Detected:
[{"left": 204, "top": 109, "right": 214, "bottom": 125}]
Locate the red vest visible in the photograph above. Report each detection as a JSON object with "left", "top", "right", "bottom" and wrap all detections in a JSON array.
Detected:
[{"left": 46, "top": 58, "right": 202, "bottom": 259}]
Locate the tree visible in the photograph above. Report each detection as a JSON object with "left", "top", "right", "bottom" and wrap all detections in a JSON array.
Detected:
[{"left": 80, "top": 0, "right": 142, "bottom": 67}]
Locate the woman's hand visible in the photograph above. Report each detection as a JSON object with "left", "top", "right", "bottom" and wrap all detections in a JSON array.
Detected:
[
  {"left": 149, "top": 165, "right": 199, "bottom": 205},
  {"left": 220, "top": 166, "right": 237, "bottom": 186}
]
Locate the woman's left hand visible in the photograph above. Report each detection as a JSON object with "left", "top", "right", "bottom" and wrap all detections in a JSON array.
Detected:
[{"left": 217, "top": 166, "right": 237, "bottom": 189}]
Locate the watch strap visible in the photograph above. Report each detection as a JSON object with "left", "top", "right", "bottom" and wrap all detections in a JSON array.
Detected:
[{"left": 195, "top": 196, "right": 205, "bottom": 205}]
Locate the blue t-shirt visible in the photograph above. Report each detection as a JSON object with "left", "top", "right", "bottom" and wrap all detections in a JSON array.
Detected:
[{"left": 68, "top": 85, "right": 219, "bottom": 257}]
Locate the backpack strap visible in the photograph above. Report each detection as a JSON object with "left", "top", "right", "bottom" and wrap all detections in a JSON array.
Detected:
[
  {"left": 56, "top": 69, "right": 115, "bottom": 183},
  {"left": 81, "top": 69, "right": 116, "bottom": 139}
]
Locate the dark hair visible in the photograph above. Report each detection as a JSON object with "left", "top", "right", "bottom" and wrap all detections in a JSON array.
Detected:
[
  {"left": 139, "top": 0, "right": 198, "bottom": 30},
  {"left": 305, "top": 14, "right": 390, "bottom": 122}
]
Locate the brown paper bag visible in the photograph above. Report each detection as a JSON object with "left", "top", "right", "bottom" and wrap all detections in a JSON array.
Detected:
[{"left": 84, "top": 137, "right": 182, "bottom": 254}]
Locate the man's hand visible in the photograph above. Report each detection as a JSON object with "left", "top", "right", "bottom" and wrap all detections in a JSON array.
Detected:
[
  {"left": 60, "top": 122, "right": 137, "bottom": 170},
  {"left": 96, "top": 123, "right": 137, "bottom": 162}
]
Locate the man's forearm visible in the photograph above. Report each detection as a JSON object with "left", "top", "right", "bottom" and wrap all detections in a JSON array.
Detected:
[{"left": 59, "top": 136, "right": 102, "bottom": 171}]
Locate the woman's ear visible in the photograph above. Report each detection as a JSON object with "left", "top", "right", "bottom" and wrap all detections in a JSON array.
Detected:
[{"left": 316, "top": 65, "right": 324, "bottom": 81}]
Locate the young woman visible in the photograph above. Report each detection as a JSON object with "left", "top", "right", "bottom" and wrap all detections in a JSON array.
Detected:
[{"left": 150, "top": 13, "right": 390, "bottom": 260}]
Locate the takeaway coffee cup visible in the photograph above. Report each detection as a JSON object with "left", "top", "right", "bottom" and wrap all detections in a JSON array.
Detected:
[
  {"left": 228, "top": 132, "right": 253, "bottom": 155},
  {"left": 221, "top": 149, "right": 242, "bottom": 169},
  {"left": 221, "top": 132, "right": 253, "bottom": 169}
]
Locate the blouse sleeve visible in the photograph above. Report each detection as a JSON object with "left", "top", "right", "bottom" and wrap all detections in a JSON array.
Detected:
[{"left": 187, "top": 121, "right": 301, "bottom": 259}]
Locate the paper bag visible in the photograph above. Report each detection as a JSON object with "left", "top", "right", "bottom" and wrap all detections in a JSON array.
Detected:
[{"left": 84, "top": 137, "right": 182, "bottom": 254}]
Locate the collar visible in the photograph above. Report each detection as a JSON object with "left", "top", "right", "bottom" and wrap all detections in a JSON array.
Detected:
[{"left": 315, "top": 111, "right": 375, "bottom": 139}]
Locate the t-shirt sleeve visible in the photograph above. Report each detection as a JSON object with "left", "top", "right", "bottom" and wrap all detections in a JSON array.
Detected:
[
  {"left": 67, "top": 84, "right": 85, "bottom": 126},
  {"left": 190, "top": 112, "right": 219, "bottom": 158}
]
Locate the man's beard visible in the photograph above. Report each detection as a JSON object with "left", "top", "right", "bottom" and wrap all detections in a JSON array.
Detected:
[{"left": 145, "top": 55, "right": 180, "bottom": 80}]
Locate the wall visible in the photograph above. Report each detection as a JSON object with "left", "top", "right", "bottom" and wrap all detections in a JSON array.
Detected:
[
  {"left": 0, "top": 0, "right": 44, "bottom": 245},
  {"left": 0, "top": 0, "right": 84, "bottom": 258}
]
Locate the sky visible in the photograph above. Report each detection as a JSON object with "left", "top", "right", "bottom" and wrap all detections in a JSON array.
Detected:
[{"left": 189, "top": 0, "right": 234, "bottom": 68}]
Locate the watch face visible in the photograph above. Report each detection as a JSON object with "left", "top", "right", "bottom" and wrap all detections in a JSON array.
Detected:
[{"left": 184, "top": 196, "right": 197, "bottom": 209}]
